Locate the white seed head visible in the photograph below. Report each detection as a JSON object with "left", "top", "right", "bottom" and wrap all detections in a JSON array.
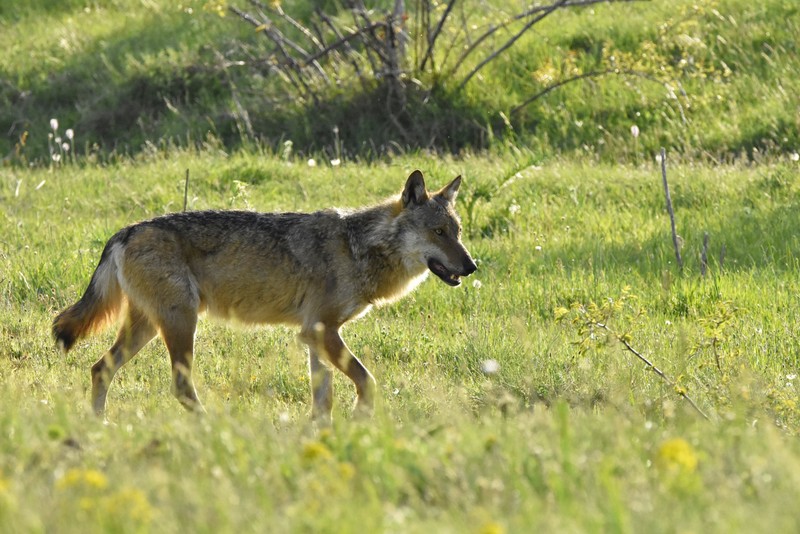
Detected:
[{"left": 481, "top": 359, "right": 500, "bottom": 375}]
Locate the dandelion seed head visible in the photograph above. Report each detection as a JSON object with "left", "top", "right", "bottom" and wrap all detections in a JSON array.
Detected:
[
  {"left": 481, "top": 359, "right": 500, "bottom": 375},
  {"left": 472, "top": 279, "right": 482, "bottom": 289},
  {"left": 307, "top": 158, "right": 317, "bottom": 167},
  {"left": 50, "top": 118, "right": 59, "bottom": 131},
  {"left": 65, "top": 128, "right": 74, "bottom": 140}
]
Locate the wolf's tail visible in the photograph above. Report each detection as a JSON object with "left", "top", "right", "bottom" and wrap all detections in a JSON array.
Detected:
[{"left": 53, "top": 236, "right": 125, "bottom": 353}]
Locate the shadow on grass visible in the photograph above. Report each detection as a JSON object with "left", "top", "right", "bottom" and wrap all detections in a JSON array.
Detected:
[{"left": 2, "top": 4, "right": 493, "bottom": 163}]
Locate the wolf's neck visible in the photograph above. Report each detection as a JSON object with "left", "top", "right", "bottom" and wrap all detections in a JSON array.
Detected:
[{"left": 345, "top": 202, "right": 427, "bottom": 305}]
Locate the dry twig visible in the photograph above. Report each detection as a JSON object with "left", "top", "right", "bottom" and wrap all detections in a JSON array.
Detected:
[{"left": 594, "top": 322, "right": 710, "bottom": 420}]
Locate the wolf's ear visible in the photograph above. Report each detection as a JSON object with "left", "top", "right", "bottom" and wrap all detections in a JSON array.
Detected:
[
  {"left": 402, "top": 170, "right": 429, "bottom": 207},
  {"left": 436, "top": 175, "right": 462, "bottom": 204}
]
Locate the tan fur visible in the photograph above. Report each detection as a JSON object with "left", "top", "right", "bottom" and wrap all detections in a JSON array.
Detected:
[{"left": 53, "top": 170, "right": 477, "bottom": 419}]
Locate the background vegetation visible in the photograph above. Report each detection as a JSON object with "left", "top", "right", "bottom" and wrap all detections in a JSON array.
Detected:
[
  {"left": 1, "top": 0, "right": 800, "bottom": 532},
  {"left": 1, "top": 0, "right": 798, "bottom": 163}
]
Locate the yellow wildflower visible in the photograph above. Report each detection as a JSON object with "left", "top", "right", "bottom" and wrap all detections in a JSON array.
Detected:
[
  {"left": 656, "top": 438, "right": 698, "bottom": 474},
  {"left": 56, "top": 468, "right": 109, "bottom": 490}
]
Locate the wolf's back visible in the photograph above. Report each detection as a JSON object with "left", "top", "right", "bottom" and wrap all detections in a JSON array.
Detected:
[{"left": 53, "top": 234, "right": 126, "bottom": 352}]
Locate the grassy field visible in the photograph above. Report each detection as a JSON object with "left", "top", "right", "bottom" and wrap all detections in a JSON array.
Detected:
[
  {"left": 2, "top": 0, "right": 800, "bottom": 531},
  {"left": 2, "top": 150, "right": 800, "bottom": 531}
]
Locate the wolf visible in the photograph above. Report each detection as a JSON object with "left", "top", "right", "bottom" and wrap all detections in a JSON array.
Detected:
[{"left": 52, "top": 170, "right": 477, "bottom": 419}]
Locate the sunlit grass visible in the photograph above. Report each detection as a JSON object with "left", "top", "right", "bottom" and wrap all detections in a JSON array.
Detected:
[{"left": 1, "top": 149, "right": 800, "bottom": 531}]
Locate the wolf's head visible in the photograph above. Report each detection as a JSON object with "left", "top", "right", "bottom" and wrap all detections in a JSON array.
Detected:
[{"left": 398, "top": 170, "right": 477, "bottom": 286}]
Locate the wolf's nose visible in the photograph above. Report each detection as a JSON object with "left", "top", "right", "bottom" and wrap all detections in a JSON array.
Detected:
[{"left": 464, "top": 258, "right": 477, "bottom": 276}]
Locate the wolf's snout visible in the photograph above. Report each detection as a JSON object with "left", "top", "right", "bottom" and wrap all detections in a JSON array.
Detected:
[{"left": 463, "top": 257, "right": 477, "bottom": 276}]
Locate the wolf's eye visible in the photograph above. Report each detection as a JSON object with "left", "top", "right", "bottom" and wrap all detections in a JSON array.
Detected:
[{"left": 434, "top": 228, "right": 444, "bottom": 236}]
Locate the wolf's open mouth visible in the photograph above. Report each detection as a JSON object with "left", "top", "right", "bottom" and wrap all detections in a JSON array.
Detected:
[{"left": 427, "top": 258, "right": 461, "bottom": 286}]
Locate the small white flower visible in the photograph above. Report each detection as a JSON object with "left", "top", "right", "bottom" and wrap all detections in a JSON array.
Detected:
[
  {"left": 535, "top": 245, "right": 542, "bottom": 251},
  {"left": 481, "top": 359, "right": 500, "bottom": 375},
  {"left": 330, "top": 158, "right": 341, "bottom": 166},
  {"left": 787, "top": 374, "right": 797, "bottom": 381},
  {"left": 665, "top": 320, "right": 672, "bottom": 326},
  {"left": 508, "top": 203, "right": 520, "bottom": 215},
  {"left": 54, "top": 136, "right": 61, "bottom": 144},
  {"left": 307, "top": 158, "right": 317, "bottom": 167},
  {"left": 62, "top": 142, "right": 70, "bottom": 152},
  {"left": 50, "top": 118, "right": 59, "bottom": 131},
  {"left": 65, "top": 128, "right": 74, "bottom": 140},
  {"left": 790, "top": 152, "right": 800, "bottom": 162},
  {"left": 52, "top": 154, "right": 61, "bottom": 162},
  {"left": 631, "top": 124, "right": 640, "bottom": 138},
  {"left": 472, "top": 279, "right": 482, "bottom": 289}
]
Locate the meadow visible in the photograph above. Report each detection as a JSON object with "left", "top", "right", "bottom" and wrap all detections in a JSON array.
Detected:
[
  {"left": 2, "top": 150, "right": 800, "bottom": 532},
  {"left": 2, "top": 0, "right": 800, "bottom": 532}
]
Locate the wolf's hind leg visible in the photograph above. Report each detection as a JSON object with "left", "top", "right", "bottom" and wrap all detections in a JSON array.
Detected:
[
  {"left": 322, "top": 325, "right": 376, "bottom": 416},
  {"left": 92, "top": 306, "right": 157, "bottom": 417}
]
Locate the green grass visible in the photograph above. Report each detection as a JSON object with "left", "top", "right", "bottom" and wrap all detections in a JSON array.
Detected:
[
  {"left": 2, "top": 150, "right": 800, "bottom": 531},
  {"left": 2, "top": 1, "right": 800, "bottom": 530}
]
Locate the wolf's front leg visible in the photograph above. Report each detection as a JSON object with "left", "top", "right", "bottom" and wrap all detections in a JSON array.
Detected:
[
  {"left": 322, "top": 325, "right": 376, "bottom": 416},
  {"left": 308, "top": 344, "right": 334, "bottom": 423}
]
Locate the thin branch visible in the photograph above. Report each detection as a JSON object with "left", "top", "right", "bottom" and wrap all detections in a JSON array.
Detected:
[
  {"left": 510, "top": 69, "right": 614, "bottom": 115},
  {"left": 450, "top": 0, "right": 647, "bottom": 79},
  {"left": 595, "top": 322, "right": 710, "bottom": 420},
  {"left": 304, "top": 21, "right": 388, "bottom": 66},
  {"left": 509, "top": 68, "right": 688, "bottom": 123},
  {"left": 229, "top": 6, "right": 329, "bottom": 88},
  {"left": 316, "top": 9, "right": 369, "bottom": 89},
  {"left": 457, "top": 0, "right": 569, "bottom": 91},
  {"left": 274, "top": 4, "right": 326, "bottom": 51},
  {"left": 419, "top": 0, "right": 457, "bottom": 72},
  {"left": 347, "top": 4, "right": 381, "bottom": 74}
]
